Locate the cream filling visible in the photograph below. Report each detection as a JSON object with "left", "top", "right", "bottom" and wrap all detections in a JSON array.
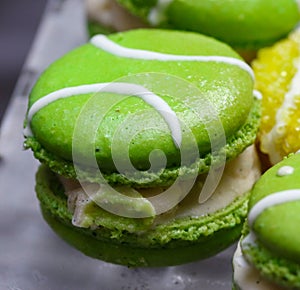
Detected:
[
  {"left": 85, "top": 0, "right": 147, "bottom": 31},
  {"left": 261, "top": 58, "right": 300, "bottom": 164},
  {"left": 60, "top": 145, "right": 261, "bottom": 229},
  {"left": 233, "top": 242, "right": 284, "bottom": 290}
]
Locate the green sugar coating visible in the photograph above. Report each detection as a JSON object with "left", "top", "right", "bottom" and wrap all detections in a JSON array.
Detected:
[
  {"left": 36, "top": 164, "right": 250, "bottom": 266},
  {"left": 25, "top": 29, "right": 259, "bottom": 184},
  {"left": 116, "top": 0, "right": 300, "bottom": 49},
  {"left": 241, "top": 154, "right": 300, "bottom": 287}
]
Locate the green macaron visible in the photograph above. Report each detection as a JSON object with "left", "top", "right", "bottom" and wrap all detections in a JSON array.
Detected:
[
  {"left": 110, "top": 0, "right": 300, "bottom": 50},
  {"left": 235, "top": 153, "right": 300, "bottom": 289},
  {"left": 24, "top": 29, "right": 261, "bottom": 266}
]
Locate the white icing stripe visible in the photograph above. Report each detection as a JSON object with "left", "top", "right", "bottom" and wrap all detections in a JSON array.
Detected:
[
  {"left": 277, "top": 166, "right": 294, "bottom": 176},
  {"left": 24, "top": 83, "right": 182, "bottom": 147},
  {"left": 253, "top": 90, "right": 262, "bottom": 100},
  {"left": 248, "top": 189, "right": 300, "bottom": 228},
  {"left": 242, "top": 189, "right": 300, "bottom": 249},
  {"left": 90, "top": 34, "right": 255, "bottom": 80}
]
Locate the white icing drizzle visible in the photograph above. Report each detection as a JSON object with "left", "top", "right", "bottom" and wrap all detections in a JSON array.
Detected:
[
  {"left": 248, "top": 189, "right": 300, "bottom": 228},
  {"left": 24, "top": 82, "right": 182, "bottom": 147},
  {"left": 277, "top": 166, "right": 294, "bottom": 176},
  {"left": 90, "top": 34, "right": 255, "bottom": 80},
  {"left": 147, "top": 0, "right": 173, "bottom": 26},
  {"left": 253, "top": 90, "right": 262, "bottom": 100},
  {"left": 261, "top": 58, "right": 300, "bottom": 164},
  {"left": 242, "top": 189, "right": 300, "bottom": 248}
]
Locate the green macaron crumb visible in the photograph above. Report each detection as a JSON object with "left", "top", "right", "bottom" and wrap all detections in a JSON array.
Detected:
[
  {"left": 241, "top": 153, "right": 300, "bottom": 288},
  {"left": 36, "top": 164, "right": 250, "bottom": 266},
  {"left": 116, "top": 0, "right": 300, "bottom": 49}
]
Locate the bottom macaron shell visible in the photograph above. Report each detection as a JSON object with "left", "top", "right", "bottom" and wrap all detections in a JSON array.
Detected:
[
  {"left": 41, "top": 208, "right": 244, "bottom": 267},
  {"left": 36, "top": 165, "right": 250, "bottom": 267}
]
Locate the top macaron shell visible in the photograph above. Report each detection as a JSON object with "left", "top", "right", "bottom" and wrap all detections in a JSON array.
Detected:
[
  {"left": 117, "top": 0, "right": 300, "bottom": 49},
  {"left": 247, "top": 153, "right": 300, "bottom": 263},
  {"left": 25, "top": 29, "right": 256, "bottom": 179}
]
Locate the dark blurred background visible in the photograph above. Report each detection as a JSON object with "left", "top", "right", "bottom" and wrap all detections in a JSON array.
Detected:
[{"left": 0, "top": 0, "right": 47, "bottom": 124}]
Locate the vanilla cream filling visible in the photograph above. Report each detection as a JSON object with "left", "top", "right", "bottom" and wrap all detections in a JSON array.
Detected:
[
  {"left": 85, "top": 0, "right": 147, "bottom": 31},
  {"left": 60, "top": 145, "right": 261, "bottom": 229},
  {"left": 261, "top": 58, "right": 300, "bottom": 164},
  {"left": 233, "top": 242, "right": 284, "bottom": 290}
]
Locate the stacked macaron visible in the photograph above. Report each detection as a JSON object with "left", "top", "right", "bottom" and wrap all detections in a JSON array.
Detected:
[
  {"left": 86, "top": 0, "right": 300, "bottom": 52},
  {"left": 233, "top": 153, "right": 300, "bottom": 289},
  {"left": 24, "top": 29, "right": 261, "bottom": 266}
]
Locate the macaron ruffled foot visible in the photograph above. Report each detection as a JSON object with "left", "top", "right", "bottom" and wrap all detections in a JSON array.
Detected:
[{"left": 24, "top": 29, "right": 262, "bottom": 266}]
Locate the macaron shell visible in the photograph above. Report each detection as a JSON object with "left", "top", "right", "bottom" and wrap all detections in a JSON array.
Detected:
[
  {"left": 42, "top": 207, "right": 244, "bottom": 267},
  {"left": 254, "top": 202, "right": 300, "bottom": 264},
  {"left": 26, "top": 29, "right": 255, "bottom": 174},
  {"left": 249, "top": 154, "right": 300, "bottom": 262},
  {"left": 167, "top": 0, "right": 300, "bottom": 49},
  {"left": 117, "top": 0, "right": 300, "bottom": 49},
  {"left": 36, "top": 164, "right": 250, "bottom": 266}
]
